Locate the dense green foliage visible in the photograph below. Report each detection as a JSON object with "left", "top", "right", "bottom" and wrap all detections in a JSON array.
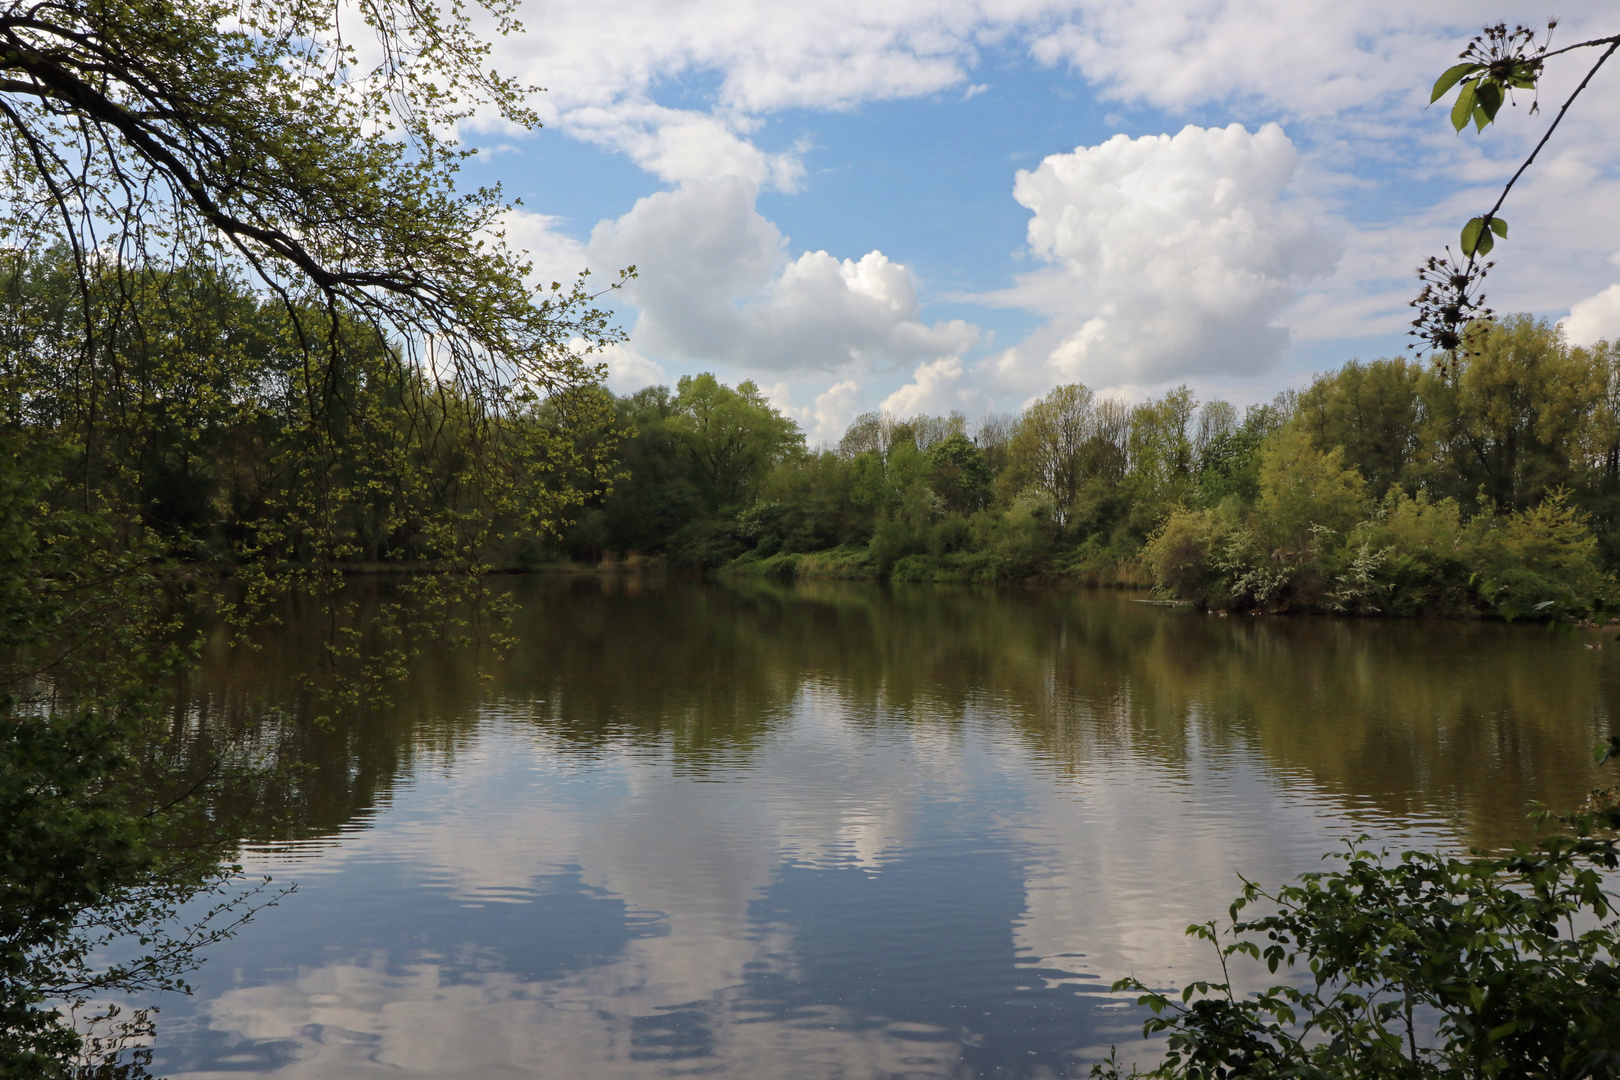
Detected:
[
  {"left": 1, "top": 249, "right": 615, "bottom": 573},
  {"left": 1146, "top": 317, "right": 1620, "bottom": 616},
  {"left": 0, "top": 0, "right": 621, "bottom": 1069},
  {"left": 561, "top": 316, "right": 1619, "bottom": 618},
  {"left": 1096, "top": 744, "right": 1620, "bottom": 1080},
  {"left": 0, "top": 431, "right": 262, "bottom": 1076},
  {"left": 0, "top": 245, "right": 615, "bottom": 1073}
]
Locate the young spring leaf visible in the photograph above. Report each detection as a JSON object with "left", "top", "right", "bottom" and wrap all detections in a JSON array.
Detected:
[
  {"left": 1489, "top": 217, "right": 1508, "bottom": 239},
  {"left": 1431, "top": 63, "right": 1478, "bottom": 103},
  {"left": 1474, "top": 80, "right": 1504, "bottom": 127},
  {"left": 1461, "top": 216, "right": 1487, "bottom": 257},
  {"left": 1450, "top": 78, "right": 1479, "bottom": 132}
]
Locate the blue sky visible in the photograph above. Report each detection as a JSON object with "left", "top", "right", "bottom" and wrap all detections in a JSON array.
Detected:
[{"left": 456, "top": 1, "right": 1620, "bottom": 441}]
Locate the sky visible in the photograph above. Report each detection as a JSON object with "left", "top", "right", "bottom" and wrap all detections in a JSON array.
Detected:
[{"left": 449, "top": 1, "right": 1620, "bottom": 443}]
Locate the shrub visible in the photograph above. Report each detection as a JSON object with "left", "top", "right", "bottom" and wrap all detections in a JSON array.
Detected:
[
  {"left": 1143, "top": 508, "right": 1238, "bottom": 607},
  {"left": 1256, "top": 427, "right": 1369, "bottom": 553},
  {"left": 970, "top": 494, "right": 1055, "bottom": 581},
  {"left": 890, "top": 554, "right": 938, "bottom": 583},
  {"left": 1329, "top": 489, "right": 1473, "bottom": 616},
  {"left": 1466, "top": 490, "right": 1614, "bottom": 620},
  {"left": 1098, "top": 830, "right": 1620, "bottom": 1080},
  {"left": 1146, "top": 472, "right": 1617, "bottom": 619}
]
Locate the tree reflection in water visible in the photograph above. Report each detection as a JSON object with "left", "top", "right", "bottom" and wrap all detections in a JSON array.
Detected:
[{"left": 131, "top": 577, "right": 1616, "bottom": 1079}]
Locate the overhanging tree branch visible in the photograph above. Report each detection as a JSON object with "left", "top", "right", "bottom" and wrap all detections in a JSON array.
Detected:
[{"left": 1412, "top": 21, "right": 1620, "bottom": 365}]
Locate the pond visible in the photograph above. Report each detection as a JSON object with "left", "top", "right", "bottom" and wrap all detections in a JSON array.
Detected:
[{"left": 142, "top": 576, "right": 1616, "bottom": 1079}]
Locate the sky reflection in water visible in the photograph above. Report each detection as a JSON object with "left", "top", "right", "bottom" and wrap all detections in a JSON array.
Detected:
[{"left": 144, "top": 578, "right": 1617, "bottom": 1079}]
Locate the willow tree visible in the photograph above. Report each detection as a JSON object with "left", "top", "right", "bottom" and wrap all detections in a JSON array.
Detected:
[{"left": 1, "top": 1, "right": 622, "bottom": 1072}]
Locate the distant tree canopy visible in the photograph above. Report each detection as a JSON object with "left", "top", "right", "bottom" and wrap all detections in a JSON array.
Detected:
[
  {"left": 566, "top": 374, "right": 803, "bottom": 562},
  {"left": 668, "top": 374, "right": 803, "bottom": 511},
  {"left": 562, "top": 317, "right": 1620, "bottom": 617}
]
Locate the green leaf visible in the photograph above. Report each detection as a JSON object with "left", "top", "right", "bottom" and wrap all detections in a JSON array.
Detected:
[
  {"left": 1451, "top": 79, "right": 1478, "bottom": 132},
  {"left": 1488, "top": 217, "right": 1507, "bottom": 239},
  {"left": 1459, "top": 214, "right": 1497, "bottom": 257},
  {"left": 1431, "top": 63, "right": 1478, "bottom": 103},
  {"left": 1475, "top": 80, "right": 1504, "bottom": 125}
]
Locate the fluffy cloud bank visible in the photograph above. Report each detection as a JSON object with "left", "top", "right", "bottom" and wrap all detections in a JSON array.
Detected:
[
  {"left": 1565, "top": 284, "right": 1620, "bottom": 347},
  {"left": 484, "top": 2, "right": 1609, "bottom": 190},
  {"left": 477, "top": 1, "right": 1619, "bottom": 417},
  {"left": 587, "top": 176, "right": 979, "bottom": 375},
  {"left": 561, "top": 104, "right": 806, "bottom": 190},
  {"left": 485, "top": 1, "right": 989, "bottom": 186},
  {"left": 503, "top": 124, "right": 1339, "bottom": 412},
  {"left": 986, "top": 123, "right": 1336, "bottom": 388}
]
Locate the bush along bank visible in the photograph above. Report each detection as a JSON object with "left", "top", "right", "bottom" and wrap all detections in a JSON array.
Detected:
[{"left": 1144, "top": 438, "right": 1612, "bottom": 618}]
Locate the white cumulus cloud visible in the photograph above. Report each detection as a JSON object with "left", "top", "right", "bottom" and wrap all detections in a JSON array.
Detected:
[
  {"left": 561, "top": 104, "right": 806, "bottom": 190},
  {"left": 594, "top": 342, "right": 670, "bottom": 393},
  {"left": 983, "top": 123, "right": 1337, "bottom": 388},
  {"left": 880, "top": 356, "right": 981, "bottom": 418},
  {"left": 587, "top": 177, "right": 979, "bottom": 373},
  {"left": 475, "top": 0, "right": 1000, "bottom": 191},
  {"left": 470, "top": 0, "right": 1620, "bottom": 411},
  {"left": 1565, "top": 284, "right": 1620, "bottom": 347},
  {"left": 478, "top": 2, "right": 1615, "bottom": 192},
  {"left": 1027, "top": 1, "right": 1454, "bottom": 118},
  {"left": 808, "top": 380, "right": 866, "bottom": 445}
]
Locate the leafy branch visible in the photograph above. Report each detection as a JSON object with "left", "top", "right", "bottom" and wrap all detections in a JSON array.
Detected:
[{"left": 1411, "top": 21, "right": 1620, "bottom": 368}]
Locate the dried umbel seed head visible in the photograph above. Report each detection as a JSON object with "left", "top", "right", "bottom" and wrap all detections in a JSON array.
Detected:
[
  {"left": 1409, "top": 249, "right": 1493, "bottom": 374},
  {"left": 1454, "top": 20, "right": 1554, "bottom": 117}
]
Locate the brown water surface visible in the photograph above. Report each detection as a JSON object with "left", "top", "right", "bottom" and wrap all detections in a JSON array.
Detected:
[{"left": 144, "top": 577, "right": 1616, "bottom": 1079}]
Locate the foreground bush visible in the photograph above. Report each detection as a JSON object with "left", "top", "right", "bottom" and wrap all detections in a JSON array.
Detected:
[{"left": 1098, "top": 743, "right": 1620, "bottom": 1079}]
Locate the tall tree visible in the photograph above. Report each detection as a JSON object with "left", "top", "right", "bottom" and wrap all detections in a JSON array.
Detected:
[
  {"left": 1294, "top": 359, "right": 1423, "bottom": 498},
  {"left": 669, "top": 374, "right": 803, "bottom": 511},
  {"left": 1415, "top": 315, "right": 1599, "bottom": 510},
  {"left": 1008, "top": 383, "right": 1094, "bottom": 525}
]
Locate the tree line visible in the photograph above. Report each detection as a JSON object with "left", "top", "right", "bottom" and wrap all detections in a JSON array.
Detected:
[
  {"left": 10, "top": 242, "right": 1612, "bottom": 628},
  {"left": 560, "top": 315, "right": 1620, "bottom": 619},
  {"left": 1, "top": 248, "right": 615, "bottom": 570}
]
